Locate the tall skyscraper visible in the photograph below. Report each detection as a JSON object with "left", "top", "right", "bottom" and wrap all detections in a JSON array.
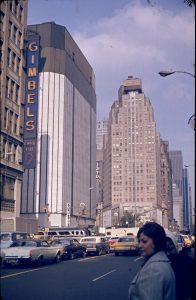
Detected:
[
  {"left": 102, "top": 76, "right": 171, "bottom": 227},
  {"left": 21, "top": 22, "right": 97, "bottom": 229},
  {"left": 183, "top": 167, "right": 192, "bottom": 232},
  {"left": 169, "top": 150, "right": 184, "bottom": 230},
  {"left": 169, "top": 151, "right": 183, "bottom": 195},
  {"left": 0, "top": 0, "right": 28, "bottom": 231},
  {"left": 96, "top": 120, "right": 108, "bottom": 150}
]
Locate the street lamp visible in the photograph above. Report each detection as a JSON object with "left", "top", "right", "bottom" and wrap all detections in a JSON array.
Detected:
[
  {"left": 188, "top": 114, "right": 195, "bottom": 131},
  {"left": 184, "top": 164, "right": 195, "bottom": 168},
  {"left": 158, "top": 69, "right": 195, "bottom": 130},
  {"left": 159, "top": 70, "right": 195, "bottom": 78}
]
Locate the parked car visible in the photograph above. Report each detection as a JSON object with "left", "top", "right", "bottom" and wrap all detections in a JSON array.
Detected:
[
  {"left": 113, "top": 236, "right": 139, "bottom": 256},
  {"left": 3, "top": 239, "right": 62, "bottom": 266},
  {"left": 108, "top": 236, "right": 120, "bottom": 252},
  {"left": 50, "top": 237, "right": 86, "bottom": 260},
  {"left": 0, "top": 249, "right": 5, "bottom": 266},
  {"left": 80, "top": 236, "right": 110, "bottom": 256}
]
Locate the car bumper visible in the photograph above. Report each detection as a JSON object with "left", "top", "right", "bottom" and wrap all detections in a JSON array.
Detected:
[{"left": 5, "top": 257, "right": 31, "bottom": 264}]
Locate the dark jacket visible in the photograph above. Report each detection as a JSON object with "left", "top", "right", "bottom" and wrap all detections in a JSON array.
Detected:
[{"left": 170, "top": 249, "right": 195, "bottom": 300}]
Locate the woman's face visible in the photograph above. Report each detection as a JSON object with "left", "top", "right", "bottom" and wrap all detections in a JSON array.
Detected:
[{"left": 138, "top": 232, "right": 155, "bottom": 257}]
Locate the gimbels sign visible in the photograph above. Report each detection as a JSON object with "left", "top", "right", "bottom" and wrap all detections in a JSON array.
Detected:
[{"left": 23, "top": 36, "right": 39, "bottom": 169}]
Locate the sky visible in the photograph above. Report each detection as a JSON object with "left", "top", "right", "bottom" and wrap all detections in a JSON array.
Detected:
[{"left": 28, "top": 0, "right": 195, "bottom": 207}]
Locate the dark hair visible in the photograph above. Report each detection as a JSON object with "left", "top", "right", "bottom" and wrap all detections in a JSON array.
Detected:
[{"left": 137, "top": 222, "right": 166, "bottom": 252}]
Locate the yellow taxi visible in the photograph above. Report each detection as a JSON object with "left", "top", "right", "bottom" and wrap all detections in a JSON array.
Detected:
[
  {"left": 113, "top": 236, "right": 139, "bottom": 256},
  {"left": 180, "top": 234, "right": 192, "bottom": 248}
]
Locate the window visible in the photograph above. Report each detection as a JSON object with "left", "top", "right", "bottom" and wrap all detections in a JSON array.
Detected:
[
  {"left": 10, "top": 2, "right": 13, "bottom": 12},
  {"left": 16, "top": 56, "right": 21, "bottom": 74},
  {"left": 18, "top": 5, "right": 23, "bottom": 23},
  {"left": 8, "top": 21, "right": 12, "bottom": 39},
  {"left": 17, "top": 31, "right": 22, "bottom": 47},
  {"left": 11, "top": 52, "right": 16, "bottom": 70},
  {"left": 9, "top": 111, "right": 13, "bottom": 132},
  {"left": 15, "top": 85, "right": 20, "bottom": 103},
  {"left": 13, "top": 26, "right": 17, "bottom": 44},
  {"left": 6, "top": 76, "right": 10, "bottom": 98},
  {"left": 14, "top": 114, "right": 18, "bottom": 134},
  {"left": 10, "top": 80, "right": 15, "bottom": 101},
  {"left": 7, "top": 48, "right": 11, "bottom": 66},
  {"left": 4, "top": 108, "right": 8, "bottom": 129}
]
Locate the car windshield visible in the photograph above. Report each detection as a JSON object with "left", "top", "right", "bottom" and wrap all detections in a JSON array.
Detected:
[
  {"left": 118, "top": 237, "right": 136, "bottom": 242},
  {"left": 57, "top": 239, "right": 70, "bottom": 245},
  {"left": 0, "top": 234, "right": 11, "bottom": 241},
  {"left": 21, "top": 241, "right": 37, "bottom": 247},
  {"left": 81, "top": 238, "right": 96, "bottom": 242}
]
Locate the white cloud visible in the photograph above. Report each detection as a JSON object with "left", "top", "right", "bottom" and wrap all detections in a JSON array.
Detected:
[{"left": 73, "top": 1, "right": 195, "bottom": 198}]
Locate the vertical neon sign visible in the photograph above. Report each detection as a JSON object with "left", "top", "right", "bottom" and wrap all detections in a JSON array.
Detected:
[{"left": 23, "top": 36, "right": 39, "bottom": 169}]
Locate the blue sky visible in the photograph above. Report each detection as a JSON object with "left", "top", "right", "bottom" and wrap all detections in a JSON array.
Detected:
[{"left": 28, "top": 0, "right": 195, "bottom": 205}]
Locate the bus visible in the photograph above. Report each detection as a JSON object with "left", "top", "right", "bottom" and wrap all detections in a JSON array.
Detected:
[
  {"left": 105, "top": 227, "right": 139, "bottom": 237},
  {"left": 35, "top": 227, "right": 91, "bottom": 239}
]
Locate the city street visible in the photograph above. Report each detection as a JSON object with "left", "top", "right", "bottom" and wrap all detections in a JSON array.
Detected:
[{"left": 0, "top": 253, "right": 143, "bottom": 300}]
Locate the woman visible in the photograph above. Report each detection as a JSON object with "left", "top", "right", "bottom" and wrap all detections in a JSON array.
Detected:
[{"left": 128, "top": 222, "right": 176, "bottom": 300}]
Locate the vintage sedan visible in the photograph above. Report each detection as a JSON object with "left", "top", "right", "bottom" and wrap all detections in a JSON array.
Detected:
[
  {"left": 0, "top": 249, "right": 5, "bottom": 266},
  {"left": 3, "top": 239, "right": 62, "bottom": 266},
  {"left": 80, "top": 236, "right": 110, "bottom": 256},
  {"left": 50, "top": 237, "right": 86, "bottom": 260},
  {"left": 113, "top": 236, "right": 139, "bottom": 256},
  {"left": 108, "top": 236, "right": 120, "bottom": 252}
]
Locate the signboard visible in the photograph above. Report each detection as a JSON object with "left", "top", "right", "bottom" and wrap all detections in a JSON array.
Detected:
[{"left": 23, "top": 36, "right": 40, "bottom": 169}]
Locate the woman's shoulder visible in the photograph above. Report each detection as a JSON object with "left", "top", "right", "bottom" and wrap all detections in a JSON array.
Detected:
[{"left": 149, "top": 251, "right": 170, "bottom": 262}]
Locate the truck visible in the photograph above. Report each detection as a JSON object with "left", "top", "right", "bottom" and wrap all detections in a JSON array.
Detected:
[{"left": 105, "top": 227, "right": 139, "bottom": 237}]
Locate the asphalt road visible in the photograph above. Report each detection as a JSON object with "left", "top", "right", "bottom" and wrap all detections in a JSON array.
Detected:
[{"left": 0, "top": 253, "right": 143, "bottom": 300}]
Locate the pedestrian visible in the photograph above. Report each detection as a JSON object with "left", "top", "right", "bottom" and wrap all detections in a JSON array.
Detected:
[
  {"left": 165, "top": 229, "right": 195, "bottom": 300},
  {"left": 128, "top": 222, "right": 176, "bottom": 300}
]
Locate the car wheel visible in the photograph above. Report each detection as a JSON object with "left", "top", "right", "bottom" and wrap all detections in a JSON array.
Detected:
[
  {"left": 97, "top": 249, "right": 102, "bottom": 256},
  {"left": 69, "top": 253, "right": 75, "bottom": 260},
  {"left": 81, "top": 251, "right": 86, "bottom": 258},
  {"left": 54, "top": 253, "right": 61, "bottom": 263},
  {"left": 36, "top": 256, "right": 43, "bottom": 266}
]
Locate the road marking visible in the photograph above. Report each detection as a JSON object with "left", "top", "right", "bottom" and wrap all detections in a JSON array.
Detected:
[
  {"left": 78, "top": 253, "right": 112, "bottom": 262},
  {"left": 92, "top": 269, "right": 116, "bottom": 282},
  {"left": 0, "top": 266, "right": 48, "bottom": 279},
  {"left": 134, "top": 257, "right": 143, "bottom": 261}
]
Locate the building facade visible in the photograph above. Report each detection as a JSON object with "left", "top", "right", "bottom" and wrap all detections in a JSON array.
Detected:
[
  {"left": 95, "top": 120, "right": 108, "bottom": 230},
  {"left": 96, "top": 119, "right": 108, "bottom": 150},
  {"left": 102, "top": 76, "right": 171, "bottom": 227},
  {"left": 21, "top": 22, "right": 97, "bottom": 229},
  {"left": 0, "top": 1, "right": 33, "bottom": 231},
  {"left": 182, "top": 167, "right": 192, "bottom": 232},
  {"left": 169, "top": 150, "right": 192, "bottom": 231}
]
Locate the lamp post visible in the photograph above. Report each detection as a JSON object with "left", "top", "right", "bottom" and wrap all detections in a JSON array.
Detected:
[
  {"left": 159, "top": 70, "right": 195, "bottom": 78},
  {"left": 158, "top": 69, "right": 195, "bottom": 130}
]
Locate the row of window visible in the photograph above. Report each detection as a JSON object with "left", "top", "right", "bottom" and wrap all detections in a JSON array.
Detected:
[
  {"left": 2, "top": 138, "right": 22, "bottom": 164},
  {"left": 4, "top": 107, "right": 19, "bottom": 135},
  {"left": 9, "top": 0, "right": 24, "bottom": 23},
  {"left": 113, "top": 198, "right": 145, "bottom": 203},
  {"left": 7, "top": 47, "right": 21, "bottom": 74},
  {"left": 6, "top": 76, "right": 20, "bottom": 103},
  {"left": 0, "top": 198, "right": 15, "bottom": 212},
  {"left": 8, "top": 20, "right": 23, "bottom": 48}
]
